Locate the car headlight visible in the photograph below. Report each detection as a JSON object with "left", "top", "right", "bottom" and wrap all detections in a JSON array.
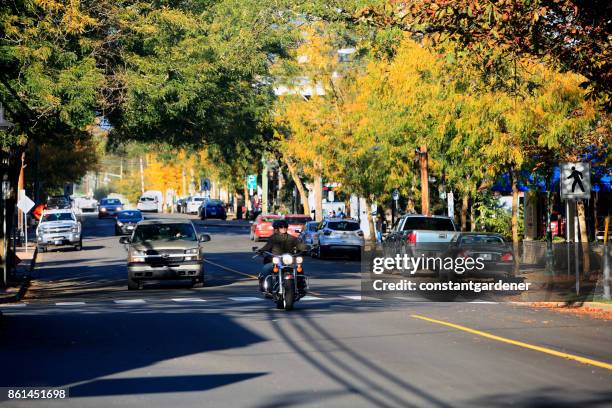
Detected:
[
  {"left": 117, "top": 221, "right": 124, "bottom": 227},
  {"left": 282, "top": 254, "right": 293, "bottom": 265},
  {"left": 117, "top": 206, "right": 123, "bottom": 211},
  {"left": 272, "top": 256, "right": 280, "bottom": 265},
  {"left": 70, "top": 226, "right": 79, "bottom": 233},
  {"left": 185, "top": 248, "right": 198, "bottom": 255},
  {"left": 128, "top": 250, "right": 146, "bottom": 263},
  {"left": 296, "top": 256, "right": 303, "bottom": 264},
  {"left": 100, "top": 207, "right": 107, "bottom": 212}
]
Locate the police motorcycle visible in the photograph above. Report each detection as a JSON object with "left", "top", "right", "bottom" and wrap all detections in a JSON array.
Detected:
[{"left": 252, "top": 248, "right": 308, "bottom": 310}]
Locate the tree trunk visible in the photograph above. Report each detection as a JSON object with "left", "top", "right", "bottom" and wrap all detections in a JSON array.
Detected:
[
  {"left": 366, "top": 195, "right": 377, "bottom": 244},
  {"left": 577, "top": 200, "right": 590, "bottom": 274},
  {"left": 510, "top": 167, "right": 520, "bottom": 274},
  {"left": 461, "top": 194, "right": 468, "bottom": 232},
  {"left": 244, "top": 181, "right": 251, "bottom": 212},
  {"left": 314, "top": 171, "right": 323, "bottom": 221},
  {"left": 470, "top": 201, "right": 476, "bottom": 232},
  {"left": 510, "top": 168, "right": 519, "bottom": 244},
  {"left": 284, "top": 156, "right": 310, "bottom": 215},
  {"left": 232, "top": 189, "right": 238, "bottom": 218}
]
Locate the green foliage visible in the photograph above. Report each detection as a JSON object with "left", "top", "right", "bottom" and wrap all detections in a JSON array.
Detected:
[{"left": 473, "top": 192, "right": 523, "bottom": 240}]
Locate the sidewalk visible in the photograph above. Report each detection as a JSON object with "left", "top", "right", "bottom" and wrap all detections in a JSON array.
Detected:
[{"left": 0, "top": 244, "right": 36, "bottom": 304}]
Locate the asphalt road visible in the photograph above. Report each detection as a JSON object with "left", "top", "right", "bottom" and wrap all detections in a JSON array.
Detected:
[{"left": 1, "top": 213, "right": 611, "bottom": 408}]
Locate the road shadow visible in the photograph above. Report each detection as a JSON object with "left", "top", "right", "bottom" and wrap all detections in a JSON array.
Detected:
[{"left": 0, "top": 307, "right": 268, "bottom": 396}]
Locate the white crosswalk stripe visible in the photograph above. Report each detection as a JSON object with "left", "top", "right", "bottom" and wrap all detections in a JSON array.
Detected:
[
  {"left": 342, "top": 295, "right": 362, "bottom": 300},
  {"left": 228, "top": 297, "right": 263, "bottom": 302},
  {"left": 114, "top": 299, "right": 146, "bottom": 304},
  {"left": 56, "top": 302, "right": 86, "bottom": 306},
  {"left": 301, "top": 296, "right": 323, "bottom": 301},
  {"left": 171, "top": 298, "right": 207, "bottom": 303}
]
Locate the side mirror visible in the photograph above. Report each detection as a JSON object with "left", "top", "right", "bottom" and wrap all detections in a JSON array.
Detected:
[
  {"left": 199, "top": 234, "right": 211, "bottom": 243},
  {"left": 119, "top": 236, "right": 131, "bottom": 244}
]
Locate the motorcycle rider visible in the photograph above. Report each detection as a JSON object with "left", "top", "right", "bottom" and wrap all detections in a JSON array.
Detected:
[{"left": 256, "top": 219, "right": 306, "bottom": 292}]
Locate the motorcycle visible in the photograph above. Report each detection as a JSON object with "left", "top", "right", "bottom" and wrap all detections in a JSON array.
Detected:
[{"left": 252, "top": 248, "right": 308, "bottom": 310}]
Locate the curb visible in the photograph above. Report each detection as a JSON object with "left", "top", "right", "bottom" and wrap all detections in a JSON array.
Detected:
[
  {"left": 516, "top": 300, "right": 612, "bottom": 313},
  {"left": 0, "top": 247, "right": 37, "bottom": 304}
]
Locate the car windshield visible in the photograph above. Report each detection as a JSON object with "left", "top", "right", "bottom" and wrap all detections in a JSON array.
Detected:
[
  {"left": 132, "top": 223, "right": 197, "bottom": 243},
  {"left": 207, "top": 200, "right": 223, "bottom": 206},
  {"left": 193, "top": 197, "right": 204, "bottom": 202},
  {"left": 118, "top": 211, "right": 142, "bottom": 220},
  {"left": 101, "top": 199, "right": 121, "bottom": 205},
  {"left": 285, "top": 217, "right": 312, "bottom": 224},
  {"left": 42, "top": 213, "right": 75, "bottom": 222},
  {"left": 402, "top": 217, "right": 455, "bottom": 231},
  {"left": 328, "top": 221, "right": 359, "bottom": 231},
  {"left": 460, "top": 235, "right": 505, "bottom": 244}
]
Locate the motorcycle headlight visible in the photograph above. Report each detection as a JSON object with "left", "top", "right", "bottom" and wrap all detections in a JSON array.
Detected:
[
  {"left": 272, "top": 256, "right": 280, "bottom": 265},
  {"left": 282, "top": 254, "right": 293, "bottom": 265},
  {"left": 296, "top": 256, "right": 303, "bottom": 264}
]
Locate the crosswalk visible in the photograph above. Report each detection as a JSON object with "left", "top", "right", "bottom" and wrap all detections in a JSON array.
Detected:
[{"left": 0, "top": 295, "right": 499, "bottom": 309}]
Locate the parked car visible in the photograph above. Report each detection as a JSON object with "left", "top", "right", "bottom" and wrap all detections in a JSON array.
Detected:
[
  {"left": 312, "top": 218, "right": 364, "bottom": 260},
  {"left": 72, "top": 196, "right": 98, "bottom": 212},
  {"left": 186, "top": 196, "right": 205, "bottom": 214},
  {"left": 299, "top": 221, "right": 321, "bottom": 251},
  {"left": 137, "top": 195, "right": 159, "bottom": 212},
  {"left": 439, "top": 233, "right": 514, "bottom": 280},
  {"left": 284, "top": 215, "right": 313, "bottom": 238},
  {"left": 36, "top": 209, "right": 82, "bottom": 252},
  {"left": 98, "top": 198, "right": 123, "bottom": 218},
  {"left": 115, "top": 210, "right": 144, "bottom": 235},
  {"left": 199, "top": 199, "right": 227, "bottom": 220},
  {"left": 250, "top": 214, "right": 282, "bottom": 241},
  {"left": 47, "top": 195, "right": 72, "bottom": 210},
  {"left": 384, "top": 214, "right": 459, "bottom": 260},
  {"left": 120, "top": 219, "right": 211, "bottom": 290}
]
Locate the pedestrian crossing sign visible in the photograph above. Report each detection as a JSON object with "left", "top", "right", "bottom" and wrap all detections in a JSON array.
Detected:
[{"left": 560, "top": 162, "right": 591, "bottom": 200}]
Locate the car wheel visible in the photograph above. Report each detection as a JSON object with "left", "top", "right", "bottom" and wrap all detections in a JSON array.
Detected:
[
  {"left": 127, "top": 277, "right": 139, "bottom": 290},
  {"left": 74, "top": 240, "right": 82, "bottom": 251},
  {"left": 192, "top": 276, "right": 204, "bottom": 288},
  {"left": 317, "top": 245, "right": 326, "bottom": 259}
]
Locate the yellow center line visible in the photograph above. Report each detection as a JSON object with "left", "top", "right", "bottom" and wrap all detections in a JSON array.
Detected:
[
  {"left": 411, "top": 314, "right": 612, "bottom": 371},
  {"left": 204, "top": 259, "right": 258, "bottom": 279}
]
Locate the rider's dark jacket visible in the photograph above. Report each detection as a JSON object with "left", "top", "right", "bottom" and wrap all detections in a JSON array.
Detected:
[{"left": 259, "top": 233, "right": 306, "bottom": 262}]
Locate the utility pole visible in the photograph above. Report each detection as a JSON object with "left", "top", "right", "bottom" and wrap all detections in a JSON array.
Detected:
[
  {"left": 419, "top": 145, "right": 430, "bottom": 216},
  {"left": 139, "top": 156, "right": 145, "bottom": 194},
  {"left": 262, "top": 157, "right": 269, "bottom": 214}
]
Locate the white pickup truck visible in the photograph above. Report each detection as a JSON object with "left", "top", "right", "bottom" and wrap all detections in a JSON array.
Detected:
[{"left": 384, "top": 214, "right": 459, "bottom": 260}]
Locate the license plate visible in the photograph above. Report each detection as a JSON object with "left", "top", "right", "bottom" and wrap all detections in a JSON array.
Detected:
[
  {"left": 54, "top": 240, "right": 63, "bottom": 245},
  {"left": 480, "top": 253, "right": 493, "bottom": 261},
  {"left": 210, "top": 211, "right": 216, "bottom": 214}
]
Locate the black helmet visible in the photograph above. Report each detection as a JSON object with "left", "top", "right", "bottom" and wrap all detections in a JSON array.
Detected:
[{"left": 273, "top": 219, "right": 289, "bottom": 229}]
